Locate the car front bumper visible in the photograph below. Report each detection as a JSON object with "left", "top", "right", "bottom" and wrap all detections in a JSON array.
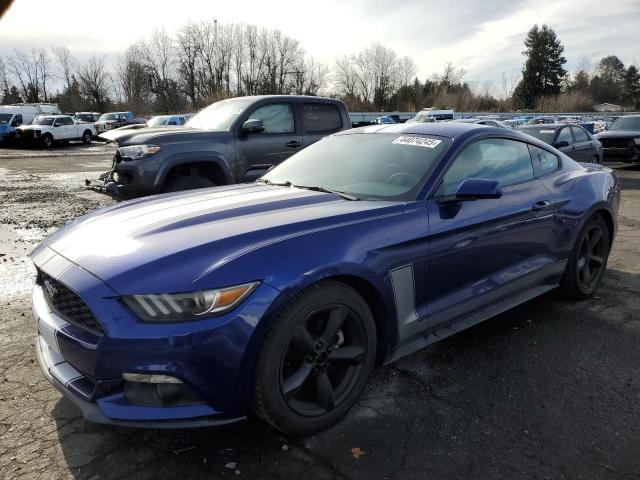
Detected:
[{"left": 32, "top": 245, "right": 281, "bottom": 427}]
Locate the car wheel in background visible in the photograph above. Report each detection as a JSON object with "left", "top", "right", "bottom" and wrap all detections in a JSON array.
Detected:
[
  {"left": 42, "top": 134, "right": 53, "bottom": 148},
  {"left": 253, "top": 281, "right": 376, "bottom": 435},
  {"left": 561, "top": 213, "right": 610, "bottom": 300},
  {"left": 82, "top": 130, "right": 92, "bottom": 144},
  {"left": 161, "top": 175, "right": 216, "bottom": 193}
]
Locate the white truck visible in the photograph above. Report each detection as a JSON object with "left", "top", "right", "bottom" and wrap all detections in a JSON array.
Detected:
[{"left": 15, "top": 114, "right": 97, "bottom": 148}]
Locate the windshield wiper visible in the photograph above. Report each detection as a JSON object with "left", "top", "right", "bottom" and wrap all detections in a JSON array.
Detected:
[
  {"left": 293, "top": 184, "right": 359, "bottom": 201},
  {"left": 256, "top": 179, "right": 292, "bottom": 187}
]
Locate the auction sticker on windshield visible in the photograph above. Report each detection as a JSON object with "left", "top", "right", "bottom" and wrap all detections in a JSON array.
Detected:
[{"left": 392, "top": 136, "right": 442, "bottom": 148}]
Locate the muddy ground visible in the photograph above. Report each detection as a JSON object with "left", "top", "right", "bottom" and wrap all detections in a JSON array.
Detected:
[{"left": 0, "top": 143, "right": 639, "bottom": 479}]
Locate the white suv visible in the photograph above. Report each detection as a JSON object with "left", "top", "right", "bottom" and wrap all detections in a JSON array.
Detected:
[{"left": 16, "top": 114, "right": 97, "bottom": 148}]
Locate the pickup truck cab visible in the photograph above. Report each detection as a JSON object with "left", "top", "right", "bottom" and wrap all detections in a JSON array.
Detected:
[
  {"left": 87, "top": 95, "right": 351, "bottom": 199},
  {"left": 16, "top": 114, "right": 97, "bottom": 148}
]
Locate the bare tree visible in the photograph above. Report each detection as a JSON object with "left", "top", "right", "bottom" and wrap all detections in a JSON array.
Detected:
[
  {"left": 175, "top": 21, "right": 201, "bottom": 107},
  {"left": 51, "top": 46, "right": 75, "bottom": 93},
  {"left": 77, "top": 55, "right": 111, "bottom": 111},
  {"left": 139, "top": 28, "right": 182, "bottom": 111},
  {"left": 0, "top": 55, "right": 9, "bottom": 92},
  {"left": 291, "top": 57, "right": 329, "bottom": 95},
  {"left": 116, "top": 45, "right": 151, "bottom": 113},
  {"left": 8, "top": 48, "right": 41, "bottom": 102},
  {"left": 36, "top": 49, "right": 51, "bottom": 101},
  {"left": 397, "top": 56, "right": 417, "bottom": 88}
]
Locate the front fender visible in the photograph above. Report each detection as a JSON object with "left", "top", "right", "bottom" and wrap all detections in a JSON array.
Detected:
[{"left": 154, "top": 151, "right": 234, "bottom": 189}]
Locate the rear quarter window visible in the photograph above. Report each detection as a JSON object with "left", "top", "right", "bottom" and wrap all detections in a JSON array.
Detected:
[
  {"left": 302, "top": 103, "right": 342, "bottom": 133},
  {"left": 529, "top": 145, "right": 559, "bottom": 177}
]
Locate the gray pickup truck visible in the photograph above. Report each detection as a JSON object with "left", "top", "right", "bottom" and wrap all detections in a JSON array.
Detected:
[{"left": 86, "top": 95, "right": 351, "bottom": 199}]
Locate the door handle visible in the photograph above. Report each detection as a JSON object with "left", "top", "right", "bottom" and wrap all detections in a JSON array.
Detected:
[
  {"left": 285, "top": 141, "right": 302, "bottom": 148},
  {"left": 532, "top": 200, "right": 552, "bottom": 211}
]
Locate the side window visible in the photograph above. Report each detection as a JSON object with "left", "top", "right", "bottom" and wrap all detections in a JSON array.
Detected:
[
  {"left": 12, "top": 115, "right": 22, "bottom": 127},
  {"left": 63, "top": 117, "right": 74, "bottom": 125},
  {"left": 556, "top": 127, "right": 573, "bottom": 145},
  {"left": 302, "top": 103, "right": 342, "bottom": 133},
  {"left": 528, "top": 145, "right": 559, "bottom": 177},
  {"left": 572, "top": 126, "right": 589, "bottom": 142},
  {"left": 439, "top": 138, "right": 534, "bottom": 196},
  {"left": 247, "top": 103, "right": 294, "bottom": 134}
]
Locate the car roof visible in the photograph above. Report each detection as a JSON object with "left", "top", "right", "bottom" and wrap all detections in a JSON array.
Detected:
[
  {"left": 221, "top": 94, "right": 340, "bottom": 103},
  {"left": 520, "top": 123, "right": 585, "bottom": 129},
  {"left": 336, "top": 122, "right": 490, "bottom": 138}
]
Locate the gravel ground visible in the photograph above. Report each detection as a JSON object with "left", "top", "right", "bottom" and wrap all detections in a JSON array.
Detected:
[{"left": 0, "top": 147, "right": 639, "bottom": 479}]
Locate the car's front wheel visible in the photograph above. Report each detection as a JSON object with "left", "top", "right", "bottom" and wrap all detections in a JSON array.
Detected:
[
  {"left": 82, "top": 130, "right": 92, "bottom": 144},
  {"left": 42, "top": 134, "right": 53, "bottom": 148},
  {"left": 161, "top": 175, "right": 216, "bottom": 193},
  {"left": 561, "top": 213, "right": 610, "bottom": 299},
  {"left": 253, "top": 281, "right": 376, "bottom": 435}
]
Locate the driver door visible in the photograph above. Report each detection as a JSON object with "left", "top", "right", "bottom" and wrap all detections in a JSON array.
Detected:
[
  {"left": 235, "top": 102, "right": 302, "bottom": 181},
  {"left": 425, "top": 137, "right": 561, "bottom": 328}
]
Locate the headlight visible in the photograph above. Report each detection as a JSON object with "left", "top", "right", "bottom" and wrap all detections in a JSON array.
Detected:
[
  {"left": 118, "top": 144, "right": 160, "bottom": 160},
  {"left": 122, "top": 282, "right": 259, "bottom": 322}
]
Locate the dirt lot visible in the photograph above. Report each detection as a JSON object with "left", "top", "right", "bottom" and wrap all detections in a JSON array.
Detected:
[{"left": 0, "top": 144, "right": 639, "bottom": 479}]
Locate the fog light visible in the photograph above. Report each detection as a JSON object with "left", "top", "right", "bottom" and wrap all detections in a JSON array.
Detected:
[
  {"left": 122, "top": 373, "right": 182, "bottom": 384},
  {"left": 122, "top": 373, "right": 203, "bottom": 407}
]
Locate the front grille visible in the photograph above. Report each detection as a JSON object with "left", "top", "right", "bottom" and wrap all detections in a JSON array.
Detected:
[
  {"left": 602, "top": 138, "right": 633, "bottom": 149},
  {"left": 40, "top": 271, "right": 104, "bottom": 335}
]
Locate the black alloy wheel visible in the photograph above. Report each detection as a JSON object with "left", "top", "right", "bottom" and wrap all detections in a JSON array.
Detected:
[
  {"left": 280, "top": 304, "right": 367, "bottom": 416},
  {"left": 561, "top": 213, "right": 610, "bottom": 299},
  {"left": 576, "top": 222, "right": 607, "bottom": 291},
  {"left": 253, "top": 281, "right": 376, "bottom": 435}
]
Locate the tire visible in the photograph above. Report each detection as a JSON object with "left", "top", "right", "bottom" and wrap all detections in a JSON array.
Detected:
[
  {"left": 161, "top": 175, "right": 216, "bottom": 193},
  {"left": 42, "top": 134, "right": 53, "bottom": 149},
  {"left": 82, "top": 130, "right": 92, "bottom": 144},
  {"left": 560, "top": 213, "right": 610, "bottom": 300},
  {"left": 253, "top": 281, "right": 376, "bottom": 435}
]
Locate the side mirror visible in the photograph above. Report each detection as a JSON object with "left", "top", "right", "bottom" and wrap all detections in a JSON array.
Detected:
[
  {"left": 454, "top": 178, "right": 503, "bottom": 201},
  {"left": 554, "top": 140, "right": 569, "bottom": 148},
  {"left": 241, "top": 119, "right": 265, "bottom": 134},
  {"left": 54, "top": 122, "right": 62, "bottom": 127}
]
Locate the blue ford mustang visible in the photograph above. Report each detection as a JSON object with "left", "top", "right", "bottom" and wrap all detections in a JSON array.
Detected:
[{"left": 31, "top": 122, "right": 620, "bottom": 434}]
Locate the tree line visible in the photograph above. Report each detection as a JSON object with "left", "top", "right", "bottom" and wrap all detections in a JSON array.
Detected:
[{"left": 0, "top": 21, "right": 638, "bottom": 114}]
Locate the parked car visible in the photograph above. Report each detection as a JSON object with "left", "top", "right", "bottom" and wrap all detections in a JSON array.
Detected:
[
  {"left": 15, "top": 114, "right": 97, "bottom": 148},
  {"left": 518, "top": 124, "right": 603, "bottom": 163},
  {"left": 454, "top": 118, "right": 510, "bottom": 128},
  {"left": 375, "top": 115, "right": 396, "bottom": 124},
  {"left": 147, "top": 115, "right": 188, "bottom": 127},
  {"left": 74, "top": 112, "right": 101, "bottom": 123},
  {"left": 525, "top": 116, "right": 556, "bottom": 125},
  {"left": 94, "top": 111, "right": 143, "bottom": 133},
  {"left": 33, "top": 122, "right": 619, "bottom": 434},
  {"left": 0, "top": 103, "right": 61, "bottom": 143},
  {"left": 406, "top": 109, "right": 454, "bottom": 123},
  {"left": 594, "top": 115, "right": 640, "bottom": 163},
  {"left": 86, "top": 95, "right": 351, "bottom": 199}
]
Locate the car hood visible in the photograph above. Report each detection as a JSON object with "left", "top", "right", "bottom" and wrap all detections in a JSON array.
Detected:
[
  {"left": 17, "top": 124, "right": 46, "bottom": 131},
  {"left": 39, "top": 184, "right": 401, "bottom": 294},
  {"left": 595, "top": 130, "right": 640, "bottom": 139},
  {"left": 106, "top": 126, "right": 213, "bottom": 146}
]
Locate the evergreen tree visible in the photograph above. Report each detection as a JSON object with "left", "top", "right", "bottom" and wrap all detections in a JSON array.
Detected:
[
  {"left": 624, "top": 65, "right": 640, "bottom": 110},
  {"left": 1, "top": 85, "right": 22, "bottom": 103},
  {"left": 516, "top": 24, "right": 567, "bottom": 108}
]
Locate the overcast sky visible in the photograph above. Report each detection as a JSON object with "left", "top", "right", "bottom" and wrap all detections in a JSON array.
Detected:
[{"left": 0, "top": 0, "right": 638, "bottom": 90}]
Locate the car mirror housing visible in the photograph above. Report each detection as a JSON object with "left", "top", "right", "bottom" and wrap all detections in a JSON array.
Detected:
[
  {"left": 241, "top": 119, "right": 265, "bottom": 134},
  {"left": 453, "top": 178, "right": 503, "bottom": 201}
]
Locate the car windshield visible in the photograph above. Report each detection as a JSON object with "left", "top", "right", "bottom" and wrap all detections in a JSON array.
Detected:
[
  {"left": 411, "top": 112, "right": 433, "bottom": 122},
  {"left": 187, "top": 98, "right": 253, "bottom": 131},
  {"left": 526, "top": 118, "right": 553, "bottom": 125},
  {"left": 75, "top": 114, "right": 94, "bottom": 122},
  {"left": 0, "top": 113, "right": 12, "bottom": 124},
  {"left": 521, "top": 127, "right": 557, "bottom": 144},
  {"left": 261, "top": 133, "right": 451, "bottom": 201},
  {"left": 32, "top": 116, "right": 55, "bottom": 126},
  {"left": 99, "top": 113, "right": 117, "bottom": 121},
  {"left": 148, "top": 116, "right": 170, "bottom": 127},
  {"left": 608, "top": 116, "right": 640, "bottom": 131}
]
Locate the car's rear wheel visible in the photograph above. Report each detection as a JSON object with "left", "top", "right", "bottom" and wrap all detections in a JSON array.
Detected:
[
  {"left": 82, "top": 130, "right": 92, "bottom": 144},
  {"left": 161, "top": 175, "right": 216, "bottom": 193},
  {"left": 561, "top": 213, "right": 610, "bottom": 299},
  {"left": 253, "top": 281, "right": 376, "bottom": 435}
]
